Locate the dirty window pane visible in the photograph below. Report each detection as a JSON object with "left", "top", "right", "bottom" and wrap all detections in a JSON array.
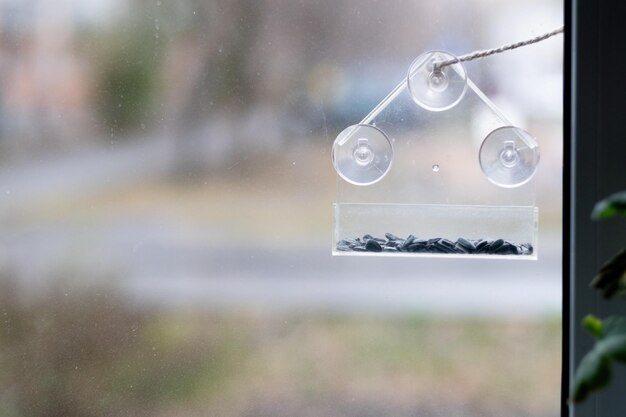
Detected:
[{"left": 0, "top": 1, "right": 563, "bottom": 416}]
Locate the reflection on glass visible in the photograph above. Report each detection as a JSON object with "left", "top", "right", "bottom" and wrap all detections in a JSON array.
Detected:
[{"left": 0, "top": 0, "right": 563, "bottom": 416}]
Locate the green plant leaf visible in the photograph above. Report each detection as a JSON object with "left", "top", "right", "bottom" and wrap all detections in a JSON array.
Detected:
[
  {"left": 599, "top": 316, "right": 626, "bottom": 362},
  {"left": 597, "top": 335, "right": 626, "bottom": 363},
  {"left": 583, "top": 315, "right": 603, "bottom": 339},
  {"left": 571, "top": 349, "right": 612, "bottom": 403},
  {"left": 571, "top": 315, "right": 626, "bottom": 403},
  {"left": 591, "top": 191, "right": 626, "bottom": 220},
  {"left": 601, "top": 316, "right": 626, "bottom": 338},
  {"left": 590, "top": 249, "right": 626, "bottom": 299}
]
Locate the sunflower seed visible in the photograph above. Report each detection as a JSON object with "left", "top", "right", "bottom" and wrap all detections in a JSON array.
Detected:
[
  {"left": 385, "top": 233, "right": 400, "bottom": 241},
  {"left": 365, "top": 239, "right": 383, "bottom": 252},
  {"left": 456, "top": 237, "right": 476, "bottom": 252},
  {"left": 399, "top": 235, "right": 415, "bottom": 251}
]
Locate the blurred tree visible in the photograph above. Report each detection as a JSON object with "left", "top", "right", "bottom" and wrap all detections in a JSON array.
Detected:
[
  {"left": 176, "top": 0, "right": 264, "bottom": 122},
  {"left": 93, "top": 27, "right": 161, "bottom": 137},
  {"left": 167, "top": 0, "right": 351, "bottom": 175}
]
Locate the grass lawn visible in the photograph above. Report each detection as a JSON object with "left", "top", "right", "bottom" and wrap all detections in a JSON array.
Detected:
[{"left": 0, "top": 279, "right": 561, "bottom": 417}]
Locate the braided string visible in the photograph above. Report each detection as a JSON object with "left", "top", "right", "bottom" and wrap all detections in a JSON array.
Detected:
[{"left": 434, "top": 26, "right": 564, "bottom": 70}]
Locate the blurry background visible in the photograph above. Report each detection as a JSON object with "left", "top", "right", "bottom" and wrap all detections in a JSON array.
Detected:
[{"left": 0, "top": 0, "right": 563, "bottom": 416}]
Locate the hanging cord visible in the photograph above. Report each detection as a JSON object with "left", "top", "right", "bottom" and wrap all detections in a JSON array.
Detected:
[{"left": 434, "top": 26, "right": 564, "bottom": 70}]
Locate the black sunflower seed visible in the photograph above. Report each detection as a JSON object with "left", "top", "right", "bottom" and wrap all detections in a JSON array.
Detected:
[
  {"left": 337, "top": 234, "right": 531, "bottom": 256},
  {"left": 365, "top": 239, "right": 383, "bottom": 252},
  {"left": 399, "top": 235, "right": 415, "bottom": 251},
  {"left": 456, "top": 237, "right": 476, "bottom": 252},
  {"left": 495, "top": 241, "right": 518, "bottom": 255},
  {"left": 385, "top": 233, "right": 400, "bottom": 241},
  {"left": 488, "top": 239, "right": 505, "bottom": 253}
]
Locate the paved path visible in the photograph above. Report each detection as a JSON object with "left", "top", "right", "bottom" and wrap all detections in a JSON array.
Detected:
[
  {"left": 0, "top": 139, "right": 562, "bottom": 317},
  {"left": 120, "top": 242, "right": 561, "bottom": 317}
]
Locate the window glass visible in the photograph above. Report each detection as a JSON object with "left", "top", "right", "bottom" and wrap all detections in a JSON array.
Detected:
[{"left": 0, "top": 0, "right": 563, "bottom": 416}]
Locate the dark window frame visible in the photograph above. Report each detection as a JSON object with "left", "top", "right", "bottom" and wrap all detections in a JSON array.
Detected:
[{"left": 568, "top": 1, "right": 626, "bottom": 416}]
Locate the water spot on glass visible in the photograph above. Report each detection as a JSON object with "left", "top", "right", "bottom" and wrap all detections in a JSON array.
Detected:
[{"left": 432, "top": 164, "right": 440, "bottom": 172}]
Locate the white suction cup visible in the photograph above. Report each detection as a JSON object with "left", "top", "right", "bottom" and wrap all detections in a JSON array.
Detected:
[
  {"left": 479, "top": 126, "right": 540, "bottom": 188},
  {"left": 407, "top": 51, "right": 467, "bottom": 112},
  {"left": 332, "top": 124, "right": 393, "bottom": 186}
]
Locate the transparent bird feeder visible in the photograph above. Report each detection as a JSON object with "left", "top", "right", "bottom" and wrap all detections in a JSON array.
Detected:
[{"left": 332, "top": 51, "right": 539, "bottom": 259}]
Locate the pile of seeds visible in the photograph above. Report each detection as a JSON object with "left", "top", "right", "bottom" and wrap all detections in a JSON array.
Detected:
[{"left": 336, "top": 233, "right": 533, "bottom": 255}]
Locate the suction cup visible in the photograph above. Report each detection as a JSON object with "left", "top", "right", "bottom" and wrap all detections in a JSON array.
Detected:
[
  {"left": 407, "top": 51, "right": 467, "bottom": 111},
  {"left": 332, "top": 124, "right": 393, "bottom": 186},
  {"left": 479, "top": 126, "right": 540, "bottom": 188}
]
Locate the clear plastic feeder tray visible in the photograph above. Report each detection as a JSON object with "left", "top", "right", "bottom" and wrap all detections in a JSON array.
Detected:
[
  {"left": 334, "top": 204, "right": 537, "bottom": 259},
  {"left": 332, "top": 51, "right": 539, "bottom": 259}
]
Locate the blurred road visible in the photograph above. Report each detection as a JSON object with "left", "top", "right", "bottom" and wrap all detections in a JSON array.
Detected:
[
  {"left": 121, "top": 242, "right": 561, "bottom": 317},
  {"left": 1, "top": 225, "right": 561, "bottom": 317},
  {"left": 4, "top": 224, "right": 561, "bottom": 317},
  {"left": 0, "top": 140, "right": 561, "bottom": 317},
  {"left": 0, "top": 136, "right": 173, "bottom": 212}
]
